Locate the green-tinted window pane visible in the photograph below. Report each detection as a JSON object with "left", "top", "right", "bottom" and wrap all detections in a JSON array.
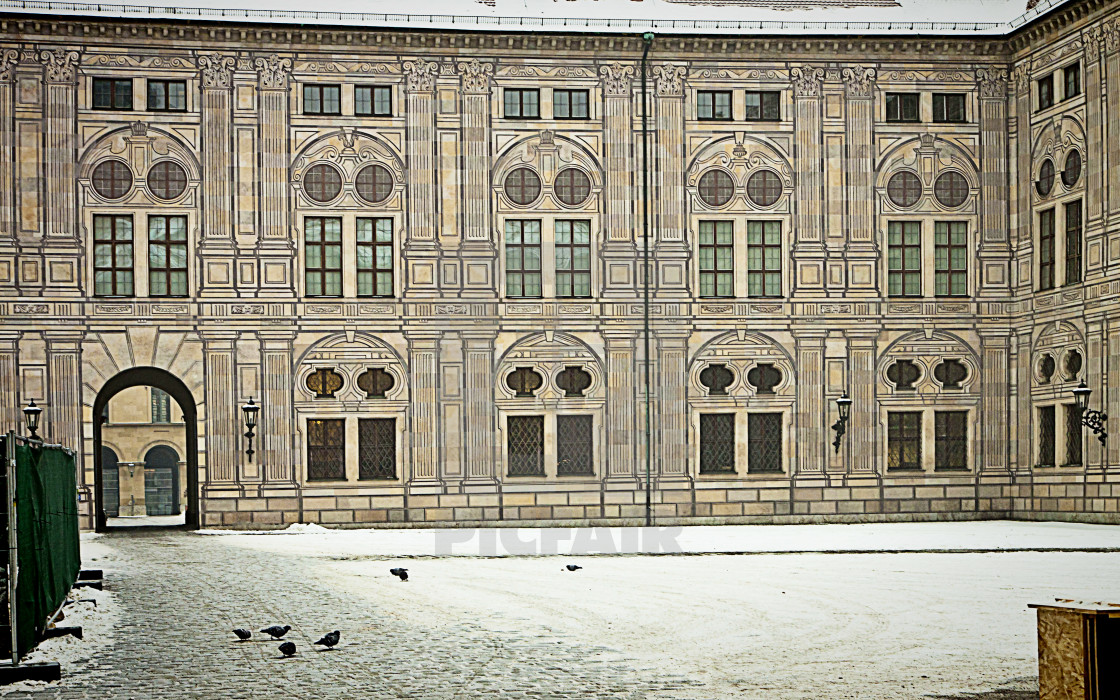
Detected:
[
  {"left": 572, "top": 273, "right": 591, "bottom": 297},
  {"left": 523, "top": 246, "right": 541, "bottom": 270},
  {"left": 116, "top": 218, "right": 132, "bottom": 239},
  {"left": 572, "top": 247, "right": 590, "bottom": 270},
  {"left": 116, "top": 244, "right": 132, "bottom": 267},
  {"left": 358, "top": 272, "right": 373, "bottom": 296},
  {"left": 700, "top": 274, "right": 714, "bottom": 297},
  {"left": 716, "top": 273, "right": 733, "bottom": 296},
  {"left": 357, "top": 247, "right": 373, "bottom": 268},
  {"left": 505, "top": 223, "right": 521, "bottom": 243},
  {"left": 376, "top": 219, "right": 392, "bottom": 242},
  {"left": 747, "top": 247, "right": 762, "bottom": 271},
  {"left": 356, "top": 87, "right": 372, "bottom": 115},
  {"left": 504, "top": 91, "right": 519, "bottom": 116},
  {"left": 95, "top": 271, "right": 112, "bottom": 295},
  {"left": 556, "top": 247, "right": 572, "bottom": 271},
  {"left": 325, "top": 245, "right": 342, "bottom": 268},
  {"left": 375, "top": 247, "right": 392, "bottom": 269},
  {"left": 523, "top": 273, "right": 541, "bottom": 297},
  {"left": 150, "top": 274, "right": 166, "bottom": 296},
  {"left": 765, "top": 273, "right": 780, "bottom": 297},
  {"left": 117, "top": 271, "right": 133, "bottom": 295},
  {"left": 506, "top": 247, "right": 520, "bottom": 269},
  {"left": 699, "top": 247, "right": 714, "bottom": 271},
  {"left": 169, "top": 271, "right": 187, "bottom": 296},
  {"left": 888, "top": 274, "right": 901, "bottom": 296},
  {"left": 904, "top": 275, "right": 919, "bottom": 296},
  {"left": 149, "top": 218, "right": 166, "bottom": 241},
  {"left": 150, "top": 246, "right": 167, "bottom": 268},
  {"left": 306, "top": 247, "right": 321, "bottom": 268},
  {"left": 507, "top": 274, "right": 522, "bottom": 297},
  {"left": 716, "top": 247, "right": 732, "bottom": 270},
  {"left": 376, "top": 272, "right": 393, "bottom": 296},
  {"left": 323, "top": 271, "right": 341, "bottom": 296},
  {"left": 95, "top": 245, "right": 112, "bottom": 268},
  {"left": 357, "top": 219, "right": 372, "bottom": 242}
]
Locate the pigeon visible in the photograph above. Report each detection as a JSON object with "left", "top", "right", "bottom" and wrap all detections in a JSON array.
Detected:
[
  {"left": 314, "top": 630, "right": 341, "bottom": 649},
  {"left": 260, "top": 625, "right": 291, "bottom": 639},
  {"left": 233, "top": 628, "right": 252, "bottom": 641},
  {"left": 279, "top": 641, "right": 296, "bottom": 657},
  {"left": 565, "top": 564, "right": 583, "bottom": 572},
  {"left": 390, "top": 567, "right": 409, "bottom": 581}
]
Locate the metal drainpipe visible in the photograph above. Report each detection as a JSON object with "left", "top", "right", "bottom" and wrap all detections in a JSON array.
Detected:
[{"left": 641, "top": 32, "right": 654, "bottom": 527}]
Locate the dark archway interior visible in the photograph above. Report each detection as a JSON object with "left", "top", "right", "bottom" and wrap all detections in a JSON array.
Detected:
[{"left": 92, "top": 367, "right": 199, "bottom": 532}]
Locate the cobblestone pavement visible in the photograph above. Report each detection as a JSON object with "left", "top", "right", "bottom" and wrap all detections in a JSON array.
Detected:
[{"left": 8, "top": 531, "right": 700, "bottom": 700}]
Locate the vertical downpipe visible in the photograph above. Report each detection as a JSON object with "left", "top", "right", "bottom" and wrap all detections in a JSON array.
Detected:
[{"left": 641, "top": 33, "right": 654, "bottom": 527}]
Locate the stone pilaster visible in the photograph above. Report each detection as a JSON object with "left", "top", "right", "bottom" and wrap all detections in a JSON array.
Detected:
[
  {"left": 1085, "top": 321, "right": 1105, "bottom": 471},
  {"left": 1108, "top": 326, "right": 1120, "bottom": 470},
  {"left": 600, "top": 62, "right": 637, "bottom": 299},
  {"left": 656, "top": 329, "right": 689, "bottom": 479},
  {"left": 406, "top": 331, "right": 441, "bottom": 486},
  {"left": 254, "top": 55, "right": 296, "bottom": 296},
  {"left": 790, "top": 66, "right": 826, "bottom": 297},
  {"left": 652, "top": 64, "right": 689, "bottom": 297},
  {"left": 260, "top": 330, "right": 296, "bottom": 484},
  {"left": 844, "top": 330, "right": 878, "bottom": 474},
  {"left": 979, "top": 330, "right": 1011, "bottom": 473},
  {"left": 1084, "top": 27, "right": 1105, "bottom": 233},
  {"left": 0, "top": 50, "right": 17, "bottom": 251},
  {"left": 456, "top": 59, "right": 495, "bottom": 297},
  {"left": 201, "top": 330, "right": 238, "bottom": 483},
  {"left": 605, "top": 330, "right": 637, "bottom": 480},
  {"left": 841, "top": 66, "right": 878, "bottom": 296},
  {"left": 39, "top": 49, "right": 81, "bottom": 296},
  {"left": 198, "top": 54, "right": 237, "bottom": 296},
  {"left": 975, "top": 66, "right": 1011, "bottom": 297},
  {"left": 463, "top": 330, "right": 498, "bottom": 483},
  {"left": 1103, "top": 22, "right": 1120, "bottom": 221},
  {"left": 403, "top": 58, "right": 441, "bottom": 296},
  {"left": 0, "top": 331, "right": 20, "bottom": 435},
  {"left": 795, "top": 331, "right": 827, "bottom": 477},
  {"left": 44, "top": 331, "right": 83, "bottom": 473},
  {"left": 1015, "top": 327, "right": 1033, "bottom": 473},
  {"left": 1011, "top": 63, "right": 1033, "bottom": 296}
]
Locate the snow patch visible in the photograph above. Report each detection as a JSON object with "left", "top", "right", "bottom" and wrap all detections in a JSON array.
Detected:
[{"left": 196, "top": 521, "right": 332, "bottom": 536}]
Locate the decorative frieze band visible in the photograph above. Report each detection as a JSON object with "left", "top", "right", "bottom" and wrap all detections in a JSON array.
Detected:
[
  {"left": 199, "top": 53, "right": 236, "bottom": 89},
  {"left": 40, "top": 49, "right": 80, "bottom": 83}
]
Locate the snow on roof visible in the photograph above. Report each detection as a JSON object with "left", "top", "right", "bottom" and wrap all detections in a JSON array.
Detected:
[{"left": 0, "top": 0, "right": 1070, "bottom": 35}]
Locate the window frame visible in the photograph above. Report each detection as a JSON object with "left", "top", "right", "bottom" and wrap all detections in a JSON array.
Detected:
[
  {"left": 698, "top": 220, "right": 734, "bottom": 298},
  {"left": 931, "top": 93, "right": 966, "bottom": 123},
  {"left": 699, "top": 412, "right": 736, "bottom": 474},
  {"left": 556, "top": 414, "right": 594, "bottom": 476},
  {"left": 553, "top": 89, "right": 590, "bottom": 120},
  {"left": 746, "top": 412, "right": 783, "bottom": 474},
  {"left": 93, "top": 214, "right": 135, "bottom": 297},
  {"left": 303, "top": 84, "right": 342, "bottom": 116},
  {"left": 504, "top": 219, "right": 543, "bottom": 298},
  {"left": 503, "top": 88, "right": 540, "bottom": 119},
  {"left": 745, "top": 220, "right": 782, "bottom": 298},
  {"left": 1037, "top": 405, "right": 1056, "bottom": 468},
  {"left": 92, "top": 77, "right": 133, "bottom": 111},
  {"left": 507, "top": 414, "right": 545, "bottom": 477},
  {"left": 146, "top": 79, "right": 187, "bottom": 112},
  {"left": 1037, "top": 73, "right": 1054, "bottom": 111},
  {"left": 1063, "top": 404, "right": 1083, "bottom": 467},
  {"left": 306, "top": 418, "right": 346, "bottom": 481},
  {"left": 1064, "top": 199, "right": 1082, "bottom": 286},
  {"left": 1063, "top": 63, "right": 1080, "bottom": 101},
  {"left": 357, "top": 417, "right": 397, "bottom": 480},
  {"left": 147, "top": 214, "right": 189, "bottom": 298},
  {"left": 887, "top": 411, "right": 923, "bottom": 471},
  {"left": 885, "top": 93, "right": 920, "bottom": 123},
  {"left": 697, "top": 90, "right": 733, "bottom": 121},
  {"left": 304, "top": 216, "right": 343, "bottom": 297},
  {"left": 1038, "top": 208, "right": 1056, "bottom": 291},
  {"left": 933, "top": 221, "right": 968, "bottom": 298},
  {"left": 887, "top": 221, "right": 922, "bottom": 297},
  {"left": 356, "top": 217, "right": 394, "bottom": 298},
  {"left": 555, "top": 219, "right": 592, "bottom": 299},
  {"left": 744, "top": 90, "right": 780, "bottom": 121},
  {"left": 934, "top": 410, "right": 968, "bottom": 471},
  {"left": 355, "top": 85, "right": 393, "bottom": 117}
]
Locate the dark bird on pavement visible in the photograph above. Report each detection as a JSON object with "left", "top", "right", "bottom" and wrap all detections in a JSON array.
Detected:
[
  {"left": 565, "top": 564, "right": 583, "bottom": 571},
  {"left": 260, "top": 625, "right": 291, "bottom": 639},
  {"left": 315, "top": 630, "right": 341, "bottom": 649},
  {"left": 390, "top": 567, "right": 409, "bottom": 581},
  {"left": 233, "top": 628, "right": 252, "bottom": 641},
  {"left": 279, "top": 641, "right": 296, "bottom": 657}
]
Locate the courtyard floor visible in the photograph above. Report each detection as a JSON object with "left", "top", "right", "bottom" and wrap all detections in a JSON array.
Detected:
[{"left": 8, "top": 521, "right": 1120, "bottom": 699}]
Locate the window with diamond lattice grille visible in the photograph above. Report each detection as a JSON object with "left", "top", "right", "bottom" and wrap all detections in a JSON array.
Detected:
[
  {"left": 748, "top": 413, "right": 782, "bottom": 473},
  {"left": 934, "top": 411, "right": 967, "bottom": 471},
  {"left": 306, "top": 368, "right": 344, "bottom": 398},
  {"left": 699, "top": 413, "right": 735, "bottom": 474},
  {"left": 1038, "top": 405, "right": 1056, "bottom": 467},
  {"left": 358, "top": 418, "right": 396, "bottom": 479},
  {"left": 507, "top": 415, "right": 544, "bottom": 476},
  {"left": 557, "top": 415, "right": 594, "bottom": 476},
  {"left": 887, "top": 411, "right": 922, "bottom": 471},
  {"left": 307, "top": 419, "right": 345, "bottom": 481},
  {"left": 1064, "top": 404, "right": 1082, "bottom": 467}
]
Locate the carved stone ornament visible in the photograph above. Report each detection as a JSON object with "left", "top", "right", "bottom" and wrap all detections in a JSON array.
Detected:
[
  {"left": 402, "top": 57, "right": 440, "bottom": 93},
  {"left": 653, "top": 64, "right": 686, "bottom": 97},
  {"left": 789, "top": 66, "right": 826, "bottom": 98},
  {"left": 840, "top": 65, "right": 876, "bottom": 99},
  {"left": 40, "top": 49, "right": 80, "bottom": 84},
  {"left": 198, "top": 54, "right": 236, "bottom": 89},
  {"left": 254, "top": 54, "right": 293, "bottom": 90},
  {"left": 599, "top": 62, "right": 635, "bottom": 97},
  {"left": 0, "top": 49, "right": 19, "bottom": 81},
  {"left": 1009, "top": 63, "right": 1031, "bottom": 95},
  {"left": 975, "top": 66, "right": 1008, "bottom": 100},
  {"left": 456, "top": 59, "right": 493, "bottom": 95}
]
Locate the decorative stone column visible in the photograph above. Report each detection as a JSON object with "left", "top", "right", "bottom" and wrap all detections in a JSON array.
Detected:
[
  {"left": 841, "top": 66, "right": 878, "bottom": 296},
  {"left": 198, "top": 54, "right": 237, "bottom": 296},
  {"left": 254, "top": 55, "right": 295, "bottom": 296},
  {"left": 979, "top": 329, "right": 1011, "bottom": 474},
  {"left": 844, "top": 330, "right": 879, "bottom": 474},
  {"left": 1102, "top": 21, "right": 1120, "bottom": 220},
  {"left": 39, "top": 49, "right": 82, "bottom": 296},
  {"left": 44, "top": 331, "right": 83, "bottom": 472},
  {"left": 1085, "top": 321, "right": 1105, "bottom": 471},
  {"left": 0, "top": 50, "right": 18, "bottom": 254},
  {"left": 604, "top": 330, "right": 637, "bottom": 481},
  {"left": 402, "top": 58, "right": 441, "bottom": 296},
  {"left": 260, "top": 330, "right": 296, "bottom": 484},
  {"left": 201, "top": 330, "right": 238, "bottom": 484},
  {"left": 600, "top": 62, "right": 637, "bottom": 299},
  {"left": 1084, "top": 27, "right": 1105, "bottom": 232},
  {"left": 406, "top": 331, "right": 441, "bottom": 486},
  {"left": 1108, "top": 325, "right": 1120, "bottom": 470},
  {"left": 463, "top": 330, "right": 498, "bottom": 483},
  {"left": 1010, "top": 63, "right": 1033, "bottom": 297},
  {"left": 656, "top": 329, "right": 689, "bottom": 481},
  {"left": 457, "top": 60, "right": 495, "bottom": 298},
  {"left": 1015, "top": 327, "right": 1033, "bottom": 474},
  {"left": 652, "top": 64, "right": 689, "bottom": 297},
  {"left": 794, "top": 331, "right": 827, "bottom": 477},
  {"left": 0, "top": 331, "right": 20, "bottom": 435},
  {"left": 790, "top": 66, "right": 826, "bottom": 297},
  {"left": 975, "top": 66, "right": 1011, "bottom": 298}
]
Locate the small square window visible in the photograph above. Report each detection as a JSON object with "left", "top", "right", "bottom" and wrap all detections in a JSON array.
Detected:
[
  {"left": 504, "top": 89, "right": 540, "bottom": 119},
  {"left": 698, "top": 90, "right": 732, "bottom": 120},
  {"left": 745, "top": 91, "right": 780, "bottom": 121},
  {"left": 553, "top": 89, "right": 589, "bottom": 119},
  {"left": 304, "top": 84, "right": 341, "bottom": 115},
  {"left": 356, "top": 86, "right": 392, "bottom": 116},
  {"left": 932, "top": 93, "right": 965, "bottom": 123},
  {"left": 885, "top": 93, "right": 920, "bottom": 122},
  {"left": 147, "top": 80, "right": 187, "bottom": 112},
  {"left": 1038, "top": 74, "right": 1054, "bottom": 111},
  {"left": 93, "top": 78, "right": 133, "bottom": 110},
  {"left": 1063, "top": 64, "right": 1080, "bottom": 100}
]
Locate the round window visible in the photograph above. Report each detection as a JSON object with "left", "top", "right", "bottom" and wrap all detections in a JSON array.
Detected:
[
  {"left": 355, "top": 164, "right": 394, "bottom": 204},
  {"left": 1036, "top": 159, "right": 1055, "bottom": 197},
  {"left": 147, "top": 161, "right": 188, "bottom": 201},
  {"left": 697, "top": 169, "right": 734, "bottom": 207},
  {"left": 554, "top": 168, "right": 592, "bottom": 207},
  {"left": 746, "top": 170, "right": 782, "bottom": 207},
  {"left": 303, "top": 164, "right": 343, "bottom": 203},
  {"left": 504, "top": 168, "right": 542, "bottom": 206},
  {"left": 933, "top": 171, "right": 968, "bottom": 208},
  {"left": 886, "top": 171, "right": 922, "bottom": 208},
  {"left": 91, "top": 160, "right": 133, "bottom": 200},
  {"left": 1062, "top": 150, "right": 1082, "bottom": 188}
]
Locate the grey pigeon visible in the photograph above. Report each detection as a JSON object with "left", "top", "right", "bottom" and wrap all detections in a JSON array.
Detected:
[
  {"left": 565, "top": 564, "right": 582, "bottom": 571},
  {"left": 279, "top": 641, "right": 296, "bottom": 657},
  {"left": 390, "top": 567, "right": 408, "bottom": 581},
  {"left": 315, "top": 630, "right": 341, "bottom": 649},
  {"left": 233, "top": 628, "right": 252, "bottom": 641},
  {"left": 261, "top": 625, "right": 291, "bottom": 639}
]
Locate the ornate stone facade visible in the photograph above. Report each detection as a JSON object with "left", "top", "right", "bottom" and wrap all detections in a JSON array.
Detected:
[{"left": 1, "top": 1, "right": 1119, "bottom": 530}]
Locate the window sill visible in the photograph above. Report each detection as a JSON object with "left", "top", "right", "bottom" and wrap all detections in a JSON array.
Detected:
[
  {"left": 886, "top": 467, "right": 923, "bottom": 473},
  {"left": 552, "top": 116, "right": 591, "bottom": 121},
  {"left": 933, "top": 467, "right": 970, "bottom": 473},
  {"left": 931, "top": 120, "right": 969, "bottom": 125},
  {"left": 885, "top": 119, "right": 922, "bottom": 124},
  {"left": 355, "top": 112, "right": 394, "bottom": 118},
  {"left": 148, "top": 108, "right": 189, "bottom": 114}
]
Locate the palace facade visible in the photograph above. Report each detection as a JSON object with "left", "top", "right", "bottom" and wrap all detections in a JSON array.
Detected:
[{"left": 1, "top": 0, "right": 1119, "bottom": 530}]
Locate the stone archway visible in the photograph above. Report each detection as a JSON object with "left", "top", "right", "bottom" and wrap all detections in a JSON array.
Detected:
[{"left": 92, "top": 367, "right": 200, "bottom": 532}]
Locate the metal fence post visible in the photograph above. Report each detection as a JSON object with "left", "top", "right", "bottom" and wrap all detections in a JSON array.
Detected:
[{"left": 5, "top": 431, "right": 18, "bottom": 665}]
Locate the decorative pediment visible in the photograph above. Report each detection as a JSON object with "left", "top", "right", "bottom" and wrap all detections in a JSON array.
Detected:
[
  {"left": 291, "top": 130, "right": 406, "bottom": 210},
  {"left": 686, "top": 135, "right": 793, "bottom": 214},
  {"left": 690, "top": 331, "right": 793, "bottom": 400},
  {"left": 77, "top": 127, "right": 201, "bottom": 207},
  {"left": 875, "top": 135, "right": 979, "bottom": 215},
  {"left": 493, "top": 133, "right": 603, "bottom": 212},
  {"left": 496, "top": 333, "right": 603, "bottom": 402},
  {"left": 297, "top": 333, "right": 407, "bottom": 402},
  {"left": 878, "top": 331, "right": 979, "bottom": 395}
]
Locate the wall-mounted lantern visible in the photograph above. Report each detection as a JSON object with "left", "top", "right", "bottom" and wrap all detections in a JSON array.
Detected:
[
  {"left": 1072, "top": 380, "right": 1108, "bottom": 446},
  {"left": 242, "top": 397, "right": 260, "bottom": 462},
  {"left": 23, "top": 399, "right": 42, "bottom": 440},
  {"left": 831, "top": 392, "right": 852, "bottom": 454}
]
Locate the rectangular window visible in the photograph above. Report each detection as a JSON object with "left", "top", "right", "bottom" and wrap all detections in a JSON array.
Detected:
[
  {"left": 934, "top": 411, "right": 968, "bottom": 471},
  {"left": 557, "top": 414, "right": 594, "bottom": 476},
  {"left": 887, "top": 221, "right": 922, "bottom": 297},
  {"left": 746, "top": 221, "right": 781, "bottom": 297},
  {"left": 1064, "top": 63, "right": 1080, "bottom": 100},
  {"left": 1038, "top": 405, "right": 1056, "bottom": 467},
  {"left": 303, "top": 84, "right": 341, "bottom": 115},
  {"left": 745, "top": 91, "right": 780, "bottom": 121},
  {"left": 1038, "top": 74, "right": 1054, "bottom": 110},
  {"left": 147, "top": 80, "right": 187, "bottom": 112},
  {"left": 505, "top": 220, "right": 542, "bottom": 298},
  {"left": 747, "top": 413, "right": 782, "bottom": 473},
  {"left": 357, "top": 218, "right": 394, "bottom": 297},
  {"left": 504, "top": 88, "right": 540, "bottom": 119},
  {"left": 697, "top": 90, "right": 732, "bottom": 120},
  {"left": 553, "top": 89, "right": 589, "bottom": 119},
  {"left": 1064, "top": 404, "right": 1083, "bottom": 467},
  {"left": 555, "top": 220, "right": 591, "bottom": 298},
  {"left": 92, "top": 78, "right": 133, "bottom": 110},
  {"left": 1064, "top": 200, "right": 1082, "bottom": 285},
  {"left": 148, "top": 215, "right": 188, "bottom": 297},
  {"left": 934, "top": 221, "right": 968, "bottom": 297},
  {"left": 932, "top": 93, "right": 965, "bottom": 123},
  {"left": 307, "top": 418, "right": 345, "bottom": 481},
  {"left": 507, "top": 415, "right": 544, "bottom": 476},
  {"left": 699, "top": 221, "right": 734, "bottom": 298},
  {"left": 305, "top": 217, "right": 342, "bottom": 297},
  {"left": 887, "top": 411, "right": 922, "bottom": 470},
  {"left": 1039, "top": 208, "right": 1055, "bottom": 291},
  {"left": 355, "top": 86, "right": 392, "bottom": 116},
  {"left": 885, "top": 93, "right": 920, "bottom": 122},
  {"left": 699, "top": 413, "right": 736, "bottom": 474},
  {"left": 93, "top": 214, "right": 134, "bottom": 297},
  {"left": 151, "top": 388, "right": 172, "bottom": 424},
  {"left": 358, "top": 417, "right": 396, "bottom": 479}
]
